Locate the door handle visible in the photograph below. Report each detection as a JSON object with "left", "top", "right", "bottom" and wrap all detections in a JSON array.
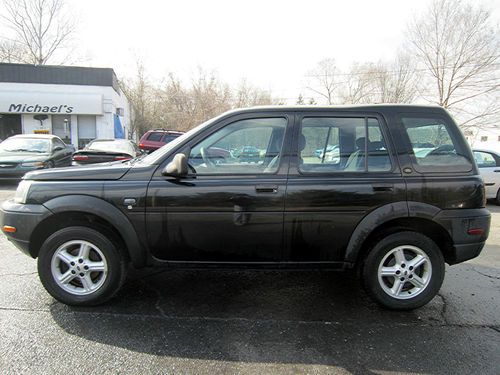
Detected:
[
  {"left": 255, "top": 185, "right": 278, "bottom": 193},
  {"left": 372, "top": 184, "right": 394, "bottom": 192},
  {"left": 494, "top": 170, "right": 500, "bottom": 173}
]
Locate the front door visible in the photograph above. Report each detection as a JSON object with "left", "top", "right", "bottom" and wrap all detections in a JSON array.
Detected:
[
  {"left": 146, "top": 114, "right": 292, "bottom": 262},
  {"left": 473, "top": 150, "right": 500, "bottom": 199},
  {"left": 284, "top": 112, "right": 406, "bottom": 262}
]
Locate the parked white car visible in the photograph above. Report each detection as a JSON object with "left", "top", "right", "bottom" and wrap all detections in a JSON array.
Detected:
[{"left": 473, "top": 149, "right": 500, "bottom": 205}]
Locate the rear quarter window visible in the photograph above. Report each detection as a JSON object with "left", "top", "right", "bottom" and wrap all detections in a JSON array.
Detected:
[{"left": 400, "top": 115, "right": 473, "bottom": 173}]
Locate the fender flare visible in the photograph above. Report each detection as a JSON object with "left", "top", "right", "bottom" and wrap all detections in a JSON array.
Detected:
[
  {"left": 344, "top": 202, "right": 408, "bottom": 263},
  {"left": 42, "top": 195, "right": 146, "bottom": 267},
  {"left": 344, "top": 201, "right": 445, "bottom": 263}
]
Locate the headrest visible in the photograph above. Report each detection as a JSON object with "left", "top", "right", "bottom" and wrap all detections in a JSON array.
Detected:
[
  {"left": 298, "top": 134, "right": 306, "bottom": 151},
  {"left": 355, "top": 137, "right": 366, "bottom": 150}
]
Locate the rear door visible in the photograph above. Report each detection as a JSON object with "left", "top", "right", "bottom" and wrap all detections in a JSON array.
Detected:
[{"left": 283, "top": 111, "right": 406, "bottom": 262}]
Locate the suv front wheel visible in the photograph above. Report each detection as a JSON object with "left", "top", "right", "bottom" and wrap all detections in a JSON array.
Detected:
[
  {"left": 38, "top": 226, "right": 127, "bottom": 306},
  {"left": 362, "top": 231, "right": 445, "bottom": 310}
]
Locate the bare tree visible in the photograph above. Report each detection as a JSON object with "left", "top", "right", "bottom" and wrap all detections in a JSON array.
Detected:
[
  {"left": 233, "top": 79, "right": 278, "bottom": 108},
  {"left": 1, "top": 0, "right": 75, "bottom": 65},
  {"left": 340, "top": 63, "right": 375, "bottom": 104},
  {"left": 407, "top": 0, "right": 500, "bottom": 129},
  {"left": 339, "top": 55, "right": 417, "bottom": 105},
  {"left": 120, "top": 63, "right": 164, "bottom": 139},
  {"left": 0, "top": 39, "right": 29, "bottom": 63},
  {"left": 306, "top": 58, "right": 339, "bottom": 104}
]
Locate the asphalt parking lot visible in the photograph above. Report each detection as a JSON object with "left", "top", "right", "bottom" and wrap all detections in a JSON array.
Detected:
[{"left": 0, "top": 183, "right": 499, "bottom": 374}]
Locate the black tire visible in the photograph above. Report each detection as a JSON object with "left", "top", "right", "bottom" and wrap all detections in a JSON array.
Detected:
[
  {"left": 37, "top": 226, "right": 127, "bottom": 306},
  {"left": 496, "top": 188, "right": 500, "bottom": 206},
  {"left": 362, "top": 231, "right": 445, "bottom": 310}
]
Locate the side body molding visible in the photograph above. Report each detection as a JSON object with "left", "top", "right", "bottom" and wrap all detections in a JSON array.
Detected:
[{"left": 43, "top": 195, "right": 146, "bottom": 267}]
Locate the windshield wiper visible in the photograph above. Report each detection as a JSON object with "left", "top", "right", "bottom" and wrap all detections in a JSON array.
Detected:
[{"left": 6, "top": 148, "right": 46, "bottom": 153}]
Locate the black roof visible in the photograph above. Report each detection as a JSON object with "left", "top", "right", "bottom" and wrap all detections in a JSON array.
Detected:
[{"left": 0, "top": 63, "right": 120, "bottom": 93}]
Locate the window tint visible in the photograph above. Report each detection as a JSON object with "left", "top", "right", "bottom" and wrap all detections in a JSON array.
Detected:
[
  {"left": 188, "top": 118, "right": 286, "bottom": 174},
  {"left": 147, "top": 132, "right": 163, "bottom": 142},
  {"left": 163, "top": 134, "right": 180, "bottom": 143},
  {"left": 474, "top": 151, "right": 497, "bottom": 168},
  {"left": 300, "top": 117, "right": 391, "bottom": 173},
  {"left": 401, "top": 116, "right": 472, "bottom": 172}
]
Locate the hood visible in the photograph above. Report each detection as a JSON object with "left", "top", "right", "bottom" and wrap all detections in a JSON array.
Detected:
[
  {"left": 0, "top": 151, "right": 50, "bottom": 163},
  {"left": 24, "top": 162, "right": 131, "bottom": 181}
]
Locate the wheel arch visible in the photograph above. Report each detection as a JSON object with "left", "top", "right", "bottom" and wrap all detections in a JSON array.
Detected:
[
  {"left": 345, "top": 201, "right": 455, "bottom": 266},
  {"left": 31, "top": 195, "right": 147, "bottom": 267}
]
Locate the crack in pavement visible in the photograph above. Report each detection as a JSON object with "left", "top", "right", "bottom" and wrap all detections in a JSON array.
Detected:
[
  {"left": 471, "top": 268, "right": 500, "bottom": 280},
  {"left": 436, "top": 293, "right": 450, "bottom": 325}
]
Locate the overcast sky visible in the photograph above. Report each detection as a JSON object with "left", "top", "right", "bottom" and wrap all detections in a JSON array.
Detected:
[{"left": 3, "top": 0, "right": 500, "bottom": 102}]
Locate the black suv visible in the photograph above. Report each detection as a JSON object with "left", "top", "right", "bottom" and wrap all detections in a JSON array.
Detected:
[{"left": 0, "top": 105, "right": 490, "bottom": 310}]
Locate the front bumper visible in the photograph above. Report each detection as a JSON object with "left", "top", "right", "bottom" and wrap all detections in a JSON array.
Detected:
[
  {"left": 0, "top": 199, "right": 51, "bottom": 257},
  {"left": 434, "top": 208, "right": 491, "bottom": 264}
]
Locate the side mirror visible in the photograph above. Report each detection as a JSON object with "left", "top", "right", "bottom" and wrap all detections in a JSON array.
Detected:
[
  {"left": 53, "top": 146, "right": 64, "bottom": 152},
  {"left": 162, "top": 153, "right": 188, "bottom": 177}
]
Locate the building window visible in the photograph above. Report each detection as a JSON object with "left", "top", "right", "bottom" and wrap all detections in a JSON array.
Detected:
[
  {"left": 480, "top": 136, "right": 488, "bottom": 142},
  {"left": 77, "top": 115, "right": 97, "bottom": 149},
  {"left": 0, "top": 114, "right": 22, "bottom": 140},
  {"left": 52, "top": 115, "right": 72, "bottom": 144}
]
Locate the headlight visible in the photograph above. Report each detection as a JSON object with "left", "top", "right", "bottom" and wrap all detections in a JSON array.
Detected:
[
  {"left": 20, "top": 161, "right": 45, "bottom": 168},
  {"left": 14, "top": 180, "right": 33, "bottom": 204}
]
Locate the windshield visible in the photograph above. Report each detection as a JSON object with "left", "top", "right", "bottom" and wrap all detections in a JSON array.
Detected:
[
  {"left": 138, "top": 115, "right": 222, "bottom": 165},
  {"left": 87, "top": 140, "right": 134, "bottom": 155},
  {"left": 0, "top": 138, "right": 51, "bottom": 153}
]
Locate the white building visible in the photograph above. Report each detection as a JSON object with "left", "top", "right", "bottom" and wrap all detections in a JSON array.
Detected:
[
  {"left": 0, "top": 63, "right": 129, "bottom": 149},
  {"left": 463, "top": 125, "right": 500, "bottom": 152}
]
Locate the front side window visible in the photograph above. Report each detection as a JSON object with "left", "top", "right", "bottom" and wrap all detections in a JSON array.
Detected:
[
  {"left": 188, "top": 117, "right": 287, "bottom": 174},
  {"left": 474, "top": 151, "right": 497, "bottom": 168},
  {"left": 300, "top": 117, "right": 391, "bottom": 173},
  {"left": 401, "top": 116, "right": 472, "bottom": 172},
  {"left": 53, "top": 138, "right": 66, "bottom": 149}
]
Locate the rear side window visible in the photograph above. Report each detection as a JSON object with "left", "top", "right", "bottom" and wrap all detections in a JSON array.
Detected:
[
  {"left": 300, "top": 117, "right": 392, "bottom": 173},
  {"left": 147, "top": 132, "right": 163, "bottom": 142},
  {"left": 401, "top": 116, "right": 472, "bottom": 173}
]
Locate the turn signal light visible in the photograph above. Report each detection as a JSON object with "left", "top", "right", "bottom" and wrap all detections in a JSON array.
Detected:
[
  {"left": 3, "top": 225, "right": 16, "bottom": 233},
  {"left": 114, "top": 156, "right": 131, "bottom": 161}
]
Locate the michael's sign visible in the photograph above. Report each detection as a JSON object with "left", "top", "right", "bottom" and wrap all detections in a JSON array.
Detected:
[
  {"left": 0, "top": 92, "right": 103, "bottom": 115},
  {"left": 9, "top": 104, "right": 74, "bottom": 114}
]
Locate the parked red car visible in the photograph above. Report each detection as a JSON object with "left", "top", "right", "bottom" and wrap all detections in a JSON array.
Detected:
[{"left": 138, "top": 129, "right": 184, "bottom": 153}]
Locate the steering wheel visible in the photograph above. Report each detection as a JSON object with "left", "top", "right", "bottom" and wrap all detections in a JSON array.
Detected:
[{"left": 200, "top": 147, "right": 216, "bottom": 168}]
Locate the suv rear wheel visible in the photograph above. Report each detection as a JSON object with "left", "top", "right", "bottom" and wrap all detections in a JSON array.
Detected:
[
  {"left": 38, "top": 226, "right": 127, "bottom": 306},
  {"left": 362, "top": 231, "right": 445, "bottom": 310}
]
